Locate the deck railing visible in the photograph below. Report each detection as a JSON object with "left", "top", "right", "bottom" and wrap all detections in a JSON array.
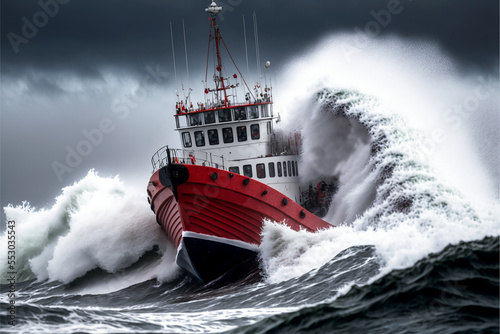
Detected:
[{"left": 151, "top": 146, "right": 228, "bottom": 173}]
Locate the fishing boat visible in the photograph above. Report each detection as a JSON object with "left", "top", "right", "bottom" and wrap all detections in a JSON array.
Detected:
[{"left": 147, "top": 1, "right": 334, "bottom": 283}]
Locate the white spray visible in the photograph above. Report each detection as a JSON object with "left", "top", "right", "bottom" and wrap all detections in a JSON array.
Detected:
[
  {"left": 0, "top": 170, "right": 179, "bottom": 291},
  {"left": 260, "top": 33, "right": 499, "bottom": 283}
]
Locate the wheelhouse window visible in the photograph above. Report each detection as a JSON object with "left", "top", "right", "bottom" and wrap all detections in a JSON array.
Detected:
[
  {"left": 237, "top": 126, "right": 247, "bottom": 142},
  {"left": 182, "top": 132, "right": 192, "bottom": 148},
  {"left": 268, "top": 162, "right": 275, "bottom": 177},
  {"left": 250, "top": 124, "right": 260, "bottom": 140},
  {"left": 219, "top": 109, "right": 232, "bottom": 122},
  {"left": 288, "top": 161, "right": 292, "bottom": 176},
  {"left": 267, "top": 121, "right": 272, "bottom": 135},
  {"left": 243, "top": 164, "right": 252, "bottom": 177},
  {"left": 194, "top": 131, "right": 205, "bottom": 147},
  {"left": 261, "top": 104, "right": 270, "bottom": 117},
  {"left": 295, "top": 161, "right": 299, "bottom": 176},
  {"left": 208, "top": 129, "right": 219, "bottom": 145},
  {"left": 229, "top": 166, "right": 240, "bottom": 174},
  {"left": 291, "top": 160, "right": 296, "bottom": 176},
  {"left": 283, "top": 162, "right": 287, "bottom": 177},
  {"left": 189, "top": 113, "right": 202, "bottom": 126},
  {"left": 234, "top": 107, "right": 246, "bottom": 121},
  {"left": 204, "top": 110, "right": 216, "bottom": 124},
  {"left": 256, "top": 163, "right": 266, "bottom": 178},
  {"left": 222, "top": 127, "right": 234, "bottom": 143},
  {"left": 248, "top": 105, "right": 259, "bottom": 119},
  {"left": 277, "top": 161, "right": 282, "bottom": 177}
]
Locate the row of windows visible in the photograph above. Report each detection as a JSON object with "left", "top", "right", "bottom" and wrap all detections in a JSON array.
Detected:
[
  {"left": 182, "top": 123, "right": 271, "bottom": 148},
  {"left": 228, "top": 161, "right": 299, "bottom": 179},
  {"left": 187, "top": 104, "right": 271, "bottom": 127}
]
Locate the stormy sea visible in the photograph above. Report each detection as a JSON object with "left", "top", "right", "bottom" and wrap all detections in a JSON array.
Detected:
[{"left": 1, "top": 36, "right": 499, "bottom": 333}]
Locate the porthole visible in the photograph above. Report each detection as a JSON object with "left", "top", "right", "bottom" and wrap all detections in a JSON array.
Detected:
[
  {"left": 256, "top": 163, "right": 266, "bottom": 178},
  {"left": 182, "top": 132, "right": 192, "bottom": 148},
  {"left": 237, "top": 126, "right": 247, "bottom": 142},
  {"left": 243, "top": 164, "right": 252, "bottom": 177},
  {"left": 222, "top": 127, "right": 234, "bottom": 143},
  {"left": 194, "top": 131, "right": 205, "bottom": 147},
  {"left": 250, "top": 124, "right": 260, "bottom": 140},
  {"left": 268, "top": 162, "right": 275, "bottom": 178},
  {"left": 208, "top": 129, "right": 219, "bottom": 145}
]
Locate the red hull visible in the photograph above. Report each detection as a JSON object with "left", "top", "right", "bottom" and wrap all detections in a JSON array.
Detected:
[
  {"left": 147, "top": 164, "right": 334, "bottom": 282},
  {"left": 148, "top": 171, "right": 183, "bottom": 249},
  {"left": 148, "top": 165, "right": 333, "bottom": 245},
  {"left": 179, "top": 165, "right": 332, "bottom": 241}
]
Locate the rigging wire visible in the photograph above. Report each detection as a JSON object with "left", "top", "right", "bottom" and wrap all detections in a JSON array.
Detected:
[
  {"left": 253, "top": 12, "right": 261, "bottom": 79},
  {"left": 169, "top": 22, "right": 179, "bottom": 100},
  {"left": 182, "top": 18, "right": 191, "bottom": 93},
  {"left": 243, "top": 15, "right": 250, "bottom": 78},
  {"left": 219, "top": 35, "right": 255, "bottom": 101}
]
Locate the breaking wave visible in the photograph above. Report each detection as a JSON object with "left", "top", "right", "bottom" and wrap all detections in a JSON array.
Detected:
[
  {"left": 0, "top": 170, "right": 179, "bottom": 293},
  {"left": 260, "top": 34, "right": 499, "bottom": 283}
]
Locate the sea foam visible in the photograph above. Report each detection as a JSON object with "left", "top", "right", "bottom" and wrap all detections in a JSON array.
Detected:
[
  {"left": 1, "top": 170, "right": 178, "bottom": 288},
  {"left": 260, "top": 34, "right": 499, "bottom": 284}
]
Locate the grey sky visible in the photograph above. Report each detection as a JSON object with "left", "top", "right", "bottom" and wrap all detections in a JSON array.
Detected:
[{"left": 1, "top": 0, "right": 498, "bottom": 223}]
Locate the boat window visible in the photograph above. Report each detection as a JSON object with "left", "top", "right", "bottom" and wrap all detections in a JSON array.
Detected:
[
  {"left": 229, "top": 166, "right": 240, "bottom": 174},
  {"left": 268, "top": 162, "right": 275, "bottom": 177},
  {"left": 277, "top": 161, "right": 282, "bottom": 177},
  {"left": 204, "top": 110, "right": 216, "bottom": 124},
  {"left": 243, "top": 164, "right": 252, "bottom": 177},
  {"left": 250, "top": 124, "right": 260, "bottom": 140},
  {"left": 189, "top": 113, "right": 202, "bottom": 126},
  {"left": 248, "top": 105, "right": 259, "bottom": 119},
  {"left": 291, "top": 160, "right": 296, "bottom": 176},
  {"left": 177, "top": 116, "right": 188, "bottom": 128},
  {"left": 182, "top": 132, "right": 192, "bottom": 148},
  {"left": 261, "top": 104, "right": 270, "bottom": 117},
  {"left": 194, "top": 131, "right": 205, "bottom": 147},
  {"left": 234, "top": 107, "right": 246, "bottom": 120},
  {"left": 288, "top": 161, "right": 292, "bottom": 177},
  {"left": 267, "top": 121, "right": 272, "bottom": 135},
  {"left": 283, "top": 162, "right": 287, "bottom": 177},
  {"left": 219, "top": 109, "right": 232, "bottom": 122},
  {"left": 295, "top": 161, "right": 299, "bottom": 176},
  {"left": 208, "top": 129, "right": 219, "bottom": 145},
  {"left": 256, "top": 164, "right": 266, "bottom": 178},
  {"left": 222, "top": 127, "right": 234, "bottom": 143},
  {"left": 237, "top": 126, "right": 247, "bottom": 142}
]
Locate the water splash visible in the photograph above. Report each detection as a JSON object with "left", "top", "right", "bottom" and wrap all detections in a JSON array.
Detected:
[
  {"left": 260, "top": 34, "right": 499, "bottom": 283},
  {"left": 0, "top": 170, "right": 178, "bottom": 289}
]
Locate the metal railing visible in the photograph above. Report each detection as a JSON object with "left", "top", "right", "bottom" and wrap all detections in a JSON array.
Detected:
[{"left": 151, "top": 146, "right": 229, "bottom": 173}]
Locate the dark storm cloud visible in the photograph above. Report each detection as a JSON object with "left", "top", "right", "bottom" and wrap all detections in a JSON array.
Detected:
[{"left": 2, "top": 0, "right": 498, "bottom": 81}]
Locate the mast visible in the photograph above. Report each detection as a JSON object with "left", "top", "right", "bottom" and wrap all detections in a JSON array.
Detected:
[{"left": 205, "top": 1, "right": 228, "bottom": 107}]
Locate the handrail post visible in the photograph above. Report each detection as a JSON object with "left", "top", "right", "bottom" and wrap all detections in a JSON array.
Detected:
[{"left": 166, "top": 146, "right": 171, "bottom": 165}]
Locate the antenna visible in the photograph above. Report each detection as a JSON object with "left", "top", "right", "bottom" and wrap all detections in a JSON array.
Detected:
[
  {"left": 170, "top": 22, "right": 179, "bottom": 98},
  {"left": 253, "top": 11, "right": 261, "bottom": 79},
  {"left": 182, "top": 18, "right": 190, "bottom": 92},
  {"left": 242, "top": 15, "right": 250, "bottom": 77}
]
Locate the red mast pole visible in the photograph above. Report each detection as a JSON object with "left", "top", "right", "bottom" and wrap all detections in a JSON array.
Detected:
[{"left": 212, "top": 17, "right": 228, "bottom": 106}]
